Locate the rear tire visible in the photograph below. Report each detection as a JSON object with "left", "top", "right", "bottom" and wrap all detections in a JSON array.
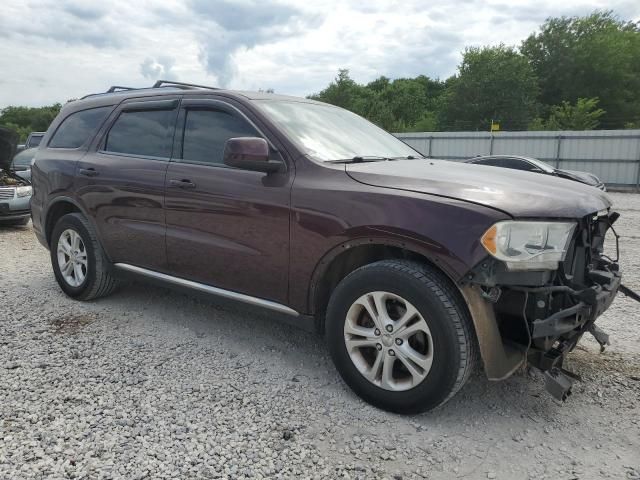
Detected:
[
  {"left": 326, "top": 260, "right": 477, "bottom": 413},
  {"left": 50, "top": 213, "right": 118, "bottom": 300}
]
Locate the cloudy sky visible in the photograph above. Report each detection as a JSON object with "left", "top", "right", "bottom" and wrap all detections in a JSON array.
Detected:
[{"left": 1, "top": 0, "right": 638, "bottom": 108}]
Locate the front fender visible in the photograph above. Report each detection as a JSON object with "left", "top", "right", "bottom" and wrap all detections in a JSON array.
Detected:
[
  {"left": 307, "top": 232, "right": 462, "bottom": 314},
  {"left": 460, "top": 284, "right": 526, "bottom": 380}
]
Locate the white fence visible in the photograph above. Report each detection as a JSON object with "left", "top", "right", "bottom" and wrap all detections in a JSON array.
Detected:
[{"left": 395, "top": 130, "right": 640, "bottom": 188}]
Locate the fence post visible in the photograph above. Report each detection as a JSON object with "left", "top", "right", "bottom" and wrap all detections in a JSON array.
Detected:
[
  {"left": 489, "top": 134, "right": 494, "bottom": 155},
  {"left": 636, "top": 137, "right": 640, "bottom": 191},
  {"left": 427, "top": 136, "right": 432, "bottom": 158},
  {"left": 555, "top": 134, "right": 562, "bottom": 169}
]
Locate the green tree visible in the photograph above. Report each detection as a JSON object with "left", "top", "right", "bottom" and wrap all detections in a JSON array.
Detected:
[
  {"left": 308, "top": 70, "right": 370, "bottom": 115},
  {"left": 521, "top": 11, "right": 640, "bottom": 129},
  {"left": 0, "top": 104, "right": 61, "bottom": 141},
  {"left": 311, "top": 70, "right": 445, "bottom": 132},
  {"left": 408, "top": 111, "right": 438, "bottom": 132},
  {"left": 439, "top": 45, "right": 539, "bottom": 130},
  {"left": 546, "top": 97, "right": 605, "bottom": 130}
]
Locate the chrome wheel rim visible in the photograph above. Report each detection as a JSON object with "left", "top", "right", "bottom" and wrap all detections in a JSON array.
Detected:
[
  {"left": 57, "top": 229, "right": 88, "bottom": 287},
  {"left": 344, "top": 291, "right": 434, "bottom": 391}
]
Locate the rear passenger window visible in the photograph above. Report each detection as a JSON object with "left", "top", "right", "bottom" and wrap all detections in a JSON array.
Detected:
[
  {"left": 49, "top": 106, "right": 111, "bottom": 149},
  {"left": 105, "top": 109, "right": 174, "bottom": 158},
  {"left": 182, "top": 109, "right": 259, "bottom": 165}
]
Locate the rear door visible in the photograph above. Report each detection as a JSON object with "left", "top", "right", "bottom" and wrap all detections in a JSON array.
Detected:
[
  {"left": 164, "top": 97, "right": 292, "bottom": 304},
  {"left": 76, "top": 96, "right": 180, "bottom": 270}
]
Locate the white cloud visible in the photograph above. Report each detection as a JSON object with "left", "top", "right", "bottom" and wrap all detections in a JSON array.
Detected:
[{"left": 0, "top": 0, "right": 638, "bottom": 106}]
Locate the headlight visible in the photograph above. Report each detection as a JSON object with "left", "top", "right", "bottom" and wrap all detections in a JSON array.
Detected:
[
  {"left": 481, "top": 221, "right": 576, "bottom": 271},
  {"left": 16, "top": 186, "right": 32, "bottom": 198}
]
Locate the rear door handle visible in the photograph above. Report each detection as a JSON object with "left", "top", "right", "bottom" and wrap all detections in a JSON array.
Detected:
[
  {"left": 169, "top": 179, "right": 196, "bottom": 189},
  {"left": 79, "top": 168, "right": 98, "bottom": 177}
]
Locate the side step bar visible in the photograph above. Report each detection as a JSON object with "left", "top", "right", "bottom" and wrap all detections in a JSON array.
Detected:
[{"left": 114, "top": 263, "right": 299, "bottom": 317}]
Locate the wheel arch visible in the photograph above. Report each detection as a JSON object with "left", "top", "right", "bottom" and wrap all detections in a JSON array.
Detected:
[
  {"left": 44, "top": 197, "right": 88, "bottom": 247},
  {"left": 309, "top": 237, "right": 461, "bottom": 328},
  {"left": 309, "top": 237, "right": 521, "bottom": 381}
]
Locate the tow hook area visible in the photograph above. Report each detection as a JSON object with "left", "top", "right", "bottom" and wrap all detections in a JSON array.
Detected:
[
  {"left": 588, "top": 324, "right": 610, "bottom": 353},
  {"left": 544, "top": 367, "right": 579, "bottom": 402}
]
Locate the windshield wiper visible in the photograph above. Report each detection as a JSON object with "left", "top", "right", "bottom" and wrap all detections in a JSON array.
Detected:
[
  {"left": 326, "top": 156, "right": 390, "bottom": 164},
  {"left": 390, "top": 155, "right": 423, "bottom": 160},
  {"left": 326, "top": 155, "right": 424, "bottom": 164}
]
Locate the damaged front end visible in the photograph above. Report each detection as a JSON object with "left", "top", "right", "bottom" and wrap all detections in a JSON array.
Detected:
[{"left": 462, "top": 210, "right": 630, "bottom": 401}]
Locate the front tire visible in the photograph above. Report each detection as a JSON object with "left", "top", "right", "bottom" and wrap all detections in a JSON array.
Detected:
[
  {"left": 50, "top": 213, "right": 117, "bottom": 300},
  {"left": 326, "top": 260, "right": 477, "bottom": 414}
]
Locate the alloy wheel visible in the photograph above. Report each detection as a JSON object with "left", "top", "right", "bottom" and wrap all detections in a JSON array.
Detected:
[
  {"left": 57, "top": 229, "right": 88, "bottom": 287},
  {"left": 343, "top": 291, "right": 434, "bottom": 391}
]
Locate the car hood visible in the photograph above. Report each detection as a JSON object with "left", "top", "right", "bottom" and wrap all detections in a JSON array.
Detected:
[
  {"left": 555, "top": 168, "right": 601, "bottom": 186},
  {"left": 346, "top": 159, "right": 612, "bottom": 219},
  {"left": 0, "top": 127, "right": 19, "bottom": 173},
  {"left": 11, "top": 148, "right": 37, "bottom": 170}
]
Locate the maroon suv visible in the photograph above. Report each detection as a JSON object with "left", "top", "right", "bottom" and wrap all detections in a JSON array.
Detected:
[{"left": 31, "top": 81, "right": 621, "bottom": 413}]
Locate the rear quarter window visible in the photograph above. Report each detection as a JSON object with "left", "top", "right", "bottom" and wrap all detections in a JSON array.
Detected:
[{"left": 49, "top": 106, "right": 112, "bottom": 149}]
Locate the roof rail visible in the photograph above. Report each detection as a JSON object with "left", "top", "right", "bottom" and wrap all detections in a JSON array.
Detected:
[
  {"left": 152, "top": 80, "right": 219, "bottom": 90},
  {"left": 80, "top": 80, "right": 220, "bottom": 100}
]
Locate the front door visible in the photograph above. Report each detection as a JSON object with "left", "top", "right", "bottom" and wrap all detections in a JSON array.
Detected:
[
  {"left": 76, "top": 97, "right": 180, "bottom": 271},
  {"left": 164, "top": 98, "right": 292, "bottom": 304}
]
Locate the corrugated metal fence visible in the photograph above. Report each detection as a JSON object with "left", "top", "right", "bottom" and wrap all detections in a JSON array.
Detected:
[{"left": 395, "top": 130, "right": 640, "bottom": 188}]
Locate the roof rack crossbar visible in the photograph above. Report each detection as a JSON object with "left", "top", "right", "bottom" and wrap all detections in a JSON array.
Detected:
[
  {"left": 152, "top": 80, "right": 219, "bottom": 91},
  {"left": 106, "top": 85, "right": 137, "bottom": 93}
]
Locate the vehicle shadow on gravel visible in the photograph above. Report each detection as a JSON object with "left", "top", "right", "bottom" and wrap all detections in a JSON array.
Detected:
[
  {"left": 81, "top": 278, "right": 630, "bottom": 423},
  {"left": 0, "top": 222, "right": 31, "bottom": 232},
  {"left": 27, "top": 264, "right": 636, "bottom": 425}
]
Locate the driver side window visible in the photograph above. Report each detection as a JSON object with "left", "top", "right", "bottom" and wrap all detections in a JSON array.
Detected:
[{"left": 181, "top": 109, "right": 259, "bottom": 166}]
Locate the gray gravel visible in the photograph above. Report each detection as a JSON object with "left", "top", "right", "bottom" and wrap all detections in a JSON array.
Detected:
[{"left": 1, "top": 192, "right": 639, "bottom": 479}]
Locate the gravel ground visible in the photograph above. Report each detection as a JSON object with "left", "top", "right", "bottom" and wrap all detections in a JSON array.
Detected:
[{"left": 1, "top": 193, "right": 639, "bottom": 480}]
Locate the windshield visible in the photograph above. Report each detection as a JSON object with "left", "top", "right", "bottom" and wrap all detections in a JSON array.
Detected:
[
  {"left": 27, "top": 135, "right": 43, "bottom": 148},
  {"left": 523, "top": 156, "right": 555, "bottom": 173},
  {"left": 256, "top": 100, "right": 420, "bottom": 162}
]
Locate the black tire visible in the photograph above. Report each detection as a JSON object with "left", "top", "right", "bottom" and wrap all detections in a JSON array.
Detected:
[
  {"left": 326, "top": 260, "right": 477, "bottom": 414},
  {"left": 50, "top": 213, "right": 118, "bottom": 300}
]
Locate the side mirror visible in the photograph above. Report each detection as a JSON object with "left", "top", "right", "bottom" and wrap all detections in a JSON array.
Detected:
[{"left": 223, "top": 137, "right": 282, "bottom": 173}]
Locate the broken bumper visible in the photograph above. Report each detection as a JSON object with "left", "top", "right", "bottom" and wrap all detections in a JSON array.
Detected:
[
  {"left": 461, "top": 210, "right": 637, "bottom": 401},
  {"left": 528, "top": 270, "right": 621, "bottom": 339}
]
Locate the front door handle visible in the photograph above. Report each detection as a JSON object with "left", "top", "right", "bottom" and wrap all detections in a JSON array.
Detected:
[
  {"left": 79, "top": 168, "right": 99, "bottom": 177},
  {"left": 169, "top": 179, "right": 196, "bottom": 189}
]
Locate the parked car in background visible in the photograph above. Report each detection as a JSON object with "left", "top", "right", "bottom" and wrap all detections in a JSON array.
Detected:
[
  {"left": 17, "top": 131, "right": 45, "bottom": 153},
  {"left": 466, "top": 155, "right": 606, "bottom": 191},
  {"left": 26, "top": 132, "right": 45, "bottom": 148},
  {"left": 0, "top": 128, "right": 32, "bottom": 226},
  {"left": 31, "top": 81, "right": 622, "bottom": 413},
  {"left": 11, "top": 147, "right": 37, "bottom": 182}
]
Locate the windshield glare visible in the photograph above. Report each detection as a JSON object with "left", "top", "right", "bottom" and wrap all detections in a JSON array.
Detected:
[{"left": 256, "top": 100, "right": 420, "bottom": 162}]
